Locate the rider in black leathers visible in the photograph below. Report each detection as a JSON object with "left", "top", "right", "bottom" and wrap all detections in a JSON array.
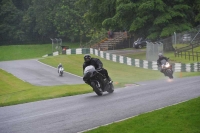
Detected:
[{"left": 83, "top": 54, "right": 112, "bottom": 84}]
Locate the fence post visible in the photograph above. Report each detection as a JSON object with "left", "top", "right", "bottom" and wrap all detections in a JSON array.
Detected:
[
  {"left": 192, "top": 44, "right": 194, "bottom": 61},
  {"left": 185, "top": 51, "right": 186, "bottom": 59},
  {"left": 189, "top": 51, "right": 190, "bottom": 60}
]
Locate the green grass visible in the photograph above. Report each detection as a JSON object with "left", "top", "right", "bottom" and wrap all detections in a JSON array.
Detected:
[
  {"left": 0, "top": 68, "right": 92, "bottom": 106},
  {"left": 0, "top": 44, "right": 52, "bottom": 61},
  {"left": 0, "top": 42, "right": 80, "bottom": 61},
  {"left": 84, "top": 97, "right": 200, "bottom": 133},
  {"left": 39, "top": 54, "right": 200, "bottom": 87}
]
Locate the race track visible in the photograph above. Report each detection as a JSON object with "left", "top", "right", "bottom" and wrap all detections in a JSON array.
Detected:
[
  {"left": 0, "top": 59, "right": 84, "bottom": 86},
  {"left": 0, "top": 59, "right": 200, "bottom": 133}
]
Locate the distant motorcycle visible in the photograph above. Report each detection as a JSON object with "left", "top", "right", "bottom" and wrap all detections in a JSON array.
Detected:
[
  {"left": 58, "top": 67, "right": 64, "bottom": 76},
  {"left": 83, "top": 65, "right": 114, "bottom": 96},
  {"left": 159, "top": 59, "right": 173, "bottom": 79}
]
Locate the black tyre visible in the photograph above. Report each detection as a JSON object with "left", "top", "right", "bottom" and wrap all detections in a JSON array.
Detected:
[
  {"left": 91, "top": 82, "right": 103, "bottom": 96},
  {"left": 60, "top": 72, "right": 63, "bottom": 76},
  {"left": 166, "top": 69, "right": 173, "bottom": 79},
  {"left": 107, "top": 83, "right": 114, "bottom": 93},
  {"left": 134, "top": 45, "right": 139, "bottom": 49},
  {"left": 138, "top": 45, "right": 142, "bottom": 49}
]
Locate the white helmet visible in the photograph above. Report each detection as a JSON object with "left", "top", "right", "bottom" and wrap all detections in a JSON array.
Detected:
[{"left": 158, "top": 53, "right": 163, "bottom": 57}]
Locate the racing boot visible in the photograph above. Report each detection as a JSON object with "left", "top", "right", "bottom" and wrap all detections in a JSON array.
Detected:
[{"left": 107, "top": 76, "right": 113, "bottom": 84}]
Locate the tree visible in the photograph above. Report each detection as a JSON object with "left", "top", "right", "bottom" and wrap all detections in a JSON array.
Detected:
[
  {"left": 99, "top": 0, "right": 196, "bottom": 51},
  {"left": 76, "top": 0, "right": 116, "bottom": 30},
  {"left": 0, "top": 0, "right": 24, "bottom": 44},
  {"left": 189, "top": 0, "right": 200, "bottom": 25}
]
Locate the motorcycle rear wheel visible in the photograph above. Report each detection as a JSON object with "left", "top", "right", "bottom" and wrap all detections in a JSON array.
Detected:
[{"left": 91, "top": 82, "right": 103, "bottom": 96}]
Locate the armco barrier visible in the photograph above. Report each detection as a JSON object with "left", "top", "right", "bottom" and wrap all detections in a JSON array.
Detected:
[{"left": 43, "top": 48, "right": 200, "bottom": 72}]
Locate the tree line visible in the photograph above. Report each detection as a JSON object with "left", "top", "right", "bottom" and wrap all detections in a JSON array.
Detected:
[{"left": 0, "top": 0, "right": 199, "bottom": 45}]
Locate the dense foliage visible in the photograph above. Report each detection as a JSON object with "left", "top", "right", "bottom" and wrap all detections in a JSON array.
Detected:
[{"left": 0, "top": 0, "right": 199, "bottom": 44}]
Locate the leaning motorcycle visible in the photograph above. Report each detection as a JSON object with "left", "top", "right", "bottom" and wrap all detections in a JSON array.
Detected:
[
  {"left": 58, "top": 67, "right": 64, "bottom": 76},
  {"left": 160, "top": 59, "right": 173, "bottom": 79},
  {"left": 83, "top": 65, "right": 114, "bottom": 96}
]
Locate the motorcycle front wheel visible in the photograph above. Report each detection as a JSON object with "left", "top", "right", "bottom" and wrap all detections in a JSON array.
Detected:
[
  {"left": 91, "top": 82, "right": 103, "bottom": 96},
  {"left": 59, "top": 72, "right": 63, "bottom": 76},
  {"left": 166, "top": 69, "right": 173, "bottom": 79},
  {"left": 107, "top": 83, "right": 114, "bottom": 93}
]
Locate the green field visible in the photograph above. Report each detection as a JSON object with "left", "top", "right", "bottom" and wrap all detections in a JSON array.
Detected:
[
  {"left": 0, "top": 42, "right": 80, "bottom": 61},
  {"left": 0, "top": 44, "right": 200, "bottom": 133},
  {"left": 85, "top": 97, "right": 200, "bottom": 133}
]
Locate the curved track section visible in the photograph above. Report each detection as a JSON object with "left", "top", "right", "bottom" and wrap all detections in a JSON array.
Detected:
[
  {"left": 0, "top": 59, "right": 84, "bottom": 86},
  {"left": 0, "top": 76, "right": 199, "bottom": 133}
]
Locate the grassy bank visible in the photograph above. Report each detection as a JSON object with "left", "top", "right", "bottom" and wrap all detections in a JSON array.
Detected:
[
  {"left": 39, "top": 54, "right": 200, "bottom": 86},
  {"left": 0, "top": 42, "right": 80, "bottom": 61},
  {"left": 0, "top": 68, "right": 92, "bottom": 107},
  {"left": 84, "top": 96, "right": 200, "bottom": 133}
]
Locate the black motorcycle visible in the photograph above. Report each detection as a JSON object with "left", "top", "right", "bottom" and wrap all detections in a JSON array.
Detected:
[
  {"left": 159, "top": 59, "right": 173, "bottom": 79},
  {"left": 83, "top": 65, "right": 114, "bottom": 96}
]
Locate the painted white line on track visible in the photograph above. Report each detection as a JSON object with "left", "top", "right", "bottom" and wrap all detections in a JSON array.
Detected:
[
  {"left": 36, "top": 60, "right": 82, "bottom": 78},
  {"left": 77, "top": 97, "right": 198, "bottom": 133}
]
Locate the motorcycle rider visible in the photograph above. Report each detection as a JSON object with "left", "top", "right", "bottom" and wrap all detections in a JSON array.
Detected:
[
  {"left": 157, "top": 53, "right": 169, "bottom": 75},
  {"left": 57, "top": 63, "right": 63, "bottom": 73},
  {"left": 83, "top": 54, "right": 113, "bottom": 84}
]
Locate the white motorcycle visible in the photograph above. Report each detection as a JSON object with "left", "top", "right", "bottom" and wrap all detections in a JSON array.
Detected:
[{"left": 58, "top": 67, "right": 64, "bottom": 76}]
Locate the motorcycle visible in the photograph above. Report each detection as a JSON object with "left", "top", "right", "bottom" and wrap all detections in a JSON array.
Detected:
[
  {"left": 58, "top": 67, "right": 64, "bottom": 76},
  {"left": 159, "top": 59, "right": 173, "bottom": 79},
  {"left": 83, "top": 65, "right": 114, "bottom": 96}
]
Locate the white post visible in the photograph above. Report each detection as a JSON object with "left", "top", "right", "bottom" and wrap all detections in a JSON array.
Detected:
[
  {"left": 174, "top": 32, "right": 176, "bottom": 46},
  {"left": 50, "top": 38, "right": 53, "bottom": 54}
]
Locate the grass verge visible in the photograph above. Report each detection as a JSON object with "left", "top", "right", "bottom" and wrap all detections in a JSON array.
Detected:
[
  {"left": 0, "top": 42, "right": 80, "bottom": 61},
  {"left": 0, "top": 68, "right": 92, "bottom": 107},
  {"left": 39, "top": 54, "right": 200, "bottom": 87},
  {"left": 84, "top": 96, "right": 200, "bottom": 133}
]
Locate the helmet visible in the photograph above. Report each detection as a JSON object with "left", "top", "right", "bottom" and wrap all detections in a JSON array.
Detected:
[
  {"left": 158, "top": 53, "right": 163, "bottom": 58},
  {"left": 84, "top": 54, "right": 91, "bottom": 62},
  {"left": 59, "top": 63, "right": 62, "bottom": 65}
]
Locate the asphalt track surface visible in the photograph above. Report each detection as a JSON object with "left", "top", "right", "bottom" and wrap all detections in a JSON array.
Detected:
[
  {"left": 0, "top": 77, "right": 200, "bottom": 133},
  {"left": 0, "top": 59, "right": 84, "bottom": 86},
  {"left": 0, "top": 59, "right": 200, "bottom": 133}
]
